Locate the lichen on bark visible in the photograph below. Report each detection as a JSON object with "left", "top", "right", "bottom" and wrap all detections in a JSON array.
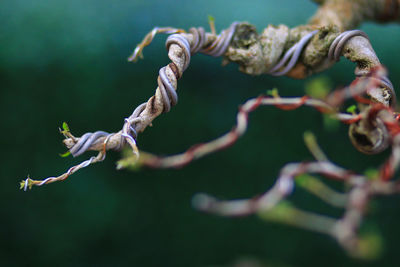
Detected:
[{"left": 224, "top": 0, "right": 399, "bottom": 79}]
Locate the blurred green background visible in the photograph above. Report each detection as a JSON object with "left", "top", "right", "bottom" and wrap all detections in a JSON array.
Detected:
[{"left": 2, "top": 0, "right": 400, "bottom": 266}]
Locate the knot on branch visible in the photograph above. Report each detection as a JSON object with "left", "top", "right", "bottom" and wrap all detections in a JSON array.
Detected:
[
  {"left": 349, "top": 108, "right": 391, "bottom": 154},
  {"left": 327, "top": 30, "right": 396, "bottom": 110},
  {"left": 225, "top": 23, "right": 340, "bottom": 78}
]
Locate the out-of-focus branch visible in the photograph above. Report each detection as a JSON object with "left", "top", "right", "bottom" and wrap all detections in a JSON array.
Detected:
[{"left": 310, "top": 0, "right": 400, "bottom": 30}]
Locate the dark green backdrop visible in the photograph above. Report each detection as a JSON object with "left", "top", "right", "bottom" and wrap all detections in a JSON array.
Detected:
[{"left": 2, "top": 0, "right": 400, "bottom": 266}]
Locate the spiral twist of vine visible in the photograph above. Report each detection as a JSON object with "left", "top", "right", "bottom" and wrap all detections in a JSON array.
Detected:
[
  {"left": 23, "top": 21, "right": 399, "bottom": 190},
  {"left": 267, "top": 30, "right": 319, "bottom": 76},
  {"left": 326, "top": 30, "right": 397, "bottom": 155},
  {"left": 64, "top": 25, "right": 398, "bottom": 160},
  {"left": 67, "top": 22, "right": 239, "bottom": 157},
  {"left": 328, "top": 29, "right": 396, "bottom": 108}
]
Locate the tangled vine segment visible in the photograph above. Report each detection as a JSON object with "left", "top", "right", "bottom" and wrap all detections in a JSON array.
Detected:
[
  {"left": 22, "top": 22, "right": 397, "bottom": 188},
  {"left": 21, "top": 22, "right": 240, "bottom": 190},
  {"left": 117, "top": 92, "right": 361, "bottom": 170},
  {"left": 327, "top": 29, "right": 396, "bottom": 107},
  {"left": 66, "top": 21, "right": 240, "bottom": 154},
  {"left": 22, "top": 0, "right": 400, "bottom": 259},
  {"left": 117, "top": 66, "right": 396, "bottom": 172},
  {"left": 267, "top": 30, "right": 319, "bottom": 76},
  {"left": 117, "top": 66, "right": 400, "bottom": 257}
]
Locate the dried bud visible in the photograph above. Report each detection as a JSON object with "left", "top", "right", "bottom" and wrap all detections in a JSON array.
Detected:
[{"left": 349, "top": 115, "right": 390, "bottom": 154}]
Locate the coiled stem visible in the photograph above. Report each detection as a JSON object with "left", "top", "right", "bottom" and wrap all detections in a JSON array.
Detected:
[{"left": 23, "top": 22, "right": 239, "bottom": 189}]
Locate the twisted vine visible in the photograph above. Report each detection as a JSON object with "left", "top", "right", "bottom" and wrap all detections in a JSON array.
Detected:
[{"left": 21, "top": 0, "right": 400, "bottom": 258}]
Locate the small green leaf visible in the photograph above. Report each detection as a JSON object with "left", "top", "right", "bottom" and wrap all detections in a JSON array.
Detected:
[
  {"left": 19, "top": 180, "right": 25, "bottom": 190},
  {"left": 20, "top": 177, "right": 33, "bottom": 190},
  {"left": 116, "top": 148, "right": 142, "bottom": 171},
  {"left": 62, "top": 122, "right": 70, "bottom": 132},
  {"left": 346, "top": 105, "right": 357, "bottom": 114},
  {"left": 207, "top": 15, "right": 215, "bottom": 23},
  {"left": 266, "top": 88, "right": 279, "bottom": 98},
  {"left": 59, "top": 151, "right": 71, "bottom": 158}
]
